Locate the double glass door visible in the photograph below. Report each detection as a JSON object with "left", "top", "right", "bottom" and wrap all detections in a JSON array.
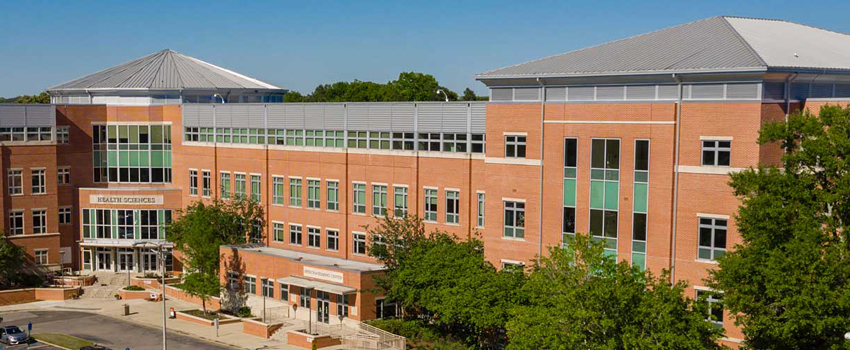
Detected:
[
  {"left": 118, "top": 250, "right": 134, "bottom": 272},
  {"left": 142, "top": 252, "right": 158, "bottom": 272},
  {"left": 96, "top": 251, "right": 112, "bottom": 271},
  {"left": 316, "top": 291, "right": 330, "bottom": 324}
]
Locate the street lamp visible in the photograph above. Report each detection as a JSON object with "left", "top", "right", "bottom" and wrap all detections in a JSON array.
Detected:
[
  {"left": 436, "top": 89, "right": 449, "bottom": 102},
  {"left": 134, "top": 241, "right": 168, "bottom": 350}
]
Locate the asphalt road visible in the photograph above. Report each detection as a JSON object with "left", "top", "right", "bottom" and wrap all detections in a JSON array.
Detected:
[{"left": 0, "top": 310, "right": 232, "bottom": 350}]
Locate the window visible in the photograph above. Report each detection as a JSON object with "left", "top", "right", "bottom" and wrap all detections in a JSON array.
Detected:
[
  {"left": 348, "top": 131, "right": 367, "bottom": 149},
  {"left": 702, "top": 140, "right": 731, "bottom": 166},
  {"left": 337, "top": 294, "right": 349, "bottom": 317},
  {"left": 58, "top": 167, "right": 70, "bottom": 185},
  {"left": 32, "top": 209, "right": 46, "bottom": 234},
  {"left": 307, "top": 180, "right": 321, "bottom": 209},
  {"left": 504, "top": 201, "right": 525, "bottom": 238},
  {"left": 632, "top": 140, "right": 650, "bottom": 270},
  {"left": 227, "top": 271, "right": 240, "bottom": 291},
  {"left": 299, "top": 287, "right": 311, "bottom": 308},
  {"left": 505, "top": 135, "right": 527, "bottom": 158},
  {"left": 326, "top": 131, "right": 345, "bottom": 148},
  {"left": 273, "top": 222, "right": 284, "bottom": 242},
  {"left": 31, "top": 169, "right": 45, "bottom": 194},
  {"left": 0, "top": 127, "right": 25, "bottom": 141},
  {"left": 23, "top": 127, "right": 51, "bottom": 141},
  {"left": 220, "top": 172, "right": 231, "bottom": 199},
  {"left": 376, "top": 299, "right": 398, "bottom": 319},
  {"left": 353, "top": 232, "right": 366, "bottom": 255},
  {"left": 305, "top": 130, "right": 324, "bottom": 147},
  {"left": 116, "top": 210, "right": 134, "bottom": 239},
  {"left": 235, "top": 174, "right": 246, "bottom": 198},
  {"left": 81, "top": 209, "right": 170, "bottom": 241},
  {"left": 244, "top": 276, "right": 256, "bottom": 295},
  {"left": 697, "top": 290, "right": 724, "bottom": 327},
  {"left": 442, "top": 133, "right": 468, "bottom": 152},
  {"left": 477, "top": 192, "right": 485, "bottom": 227},
  {"left": 353, "top": 183, "right": 366, "bottom": 214},
  {"left": 308, "top": 227, "right": 321, "bottom": 248},
  {"left": 446, "top": 190, "right": 459, "bottom": 224},
  {"left": 286, "top": 130, "right": 304, "bottom": 146},
  {"left": 424, "top": 189, "right": 438, "bottom": 222},
  {"left": 279, "top": 283, "right": 289, "bottom": 301},
  {"left": 698, "top": 217, "right": 727, "bottom": 261},
  {"left": 471, "top": 134, "right": 486, "bottom": 153},
  {"left": 373, "top": 185, "right": 388, "bottom": 216},
  {"left": 590, "top": 139, "right": 620, "bottom": 257},
  {"left": 202, "top": 171, "right": 211, "bottom": 197},
  {"left": 392, "top": 133, "right": 415, "bottom": 151},
  {"left": 327, "top": 181, "right": 339, "bottom": 211},
  {"left": 189, "top": 170, "right": 198, "bottom": 196},
  {"left": 393, "top": 186, "right": 408, "bottom": 217},
  {"left": 251, "top": 175, "right": 261, "bottom": 202},
  {"left": 92, "top": 124, "right": 172, "bottom": 184},
  {"left": 9, "top": 210, "right": 23, "bottom": 235},
  {"left": 369, "top": 132, "right": 391, "bottom": 149},
  {"left": 59, "top": 207, "right": 71, "bottom": 225},
  {"left": 289, "top": 224, "right": 302, "bottom": 245},
  {"left": 7, "top": 169, "right": 22, "bottom": 195},
  {"left": 35, "top": 249, "right": 48, "bottom": 265},
  {"left": 563, "top": 138, "right": 578, "bottom": 244},
  {"left": 327, "top": 230, "right": 339, "bottom": 251},
  {"left": 272, "top": 176, "right": 284, "bottom": 205},
  {"left": 262, "top": 278, "right": 274, "bottom": 298},
  {"left": 57, "top": 126, "right": 69, "bottom": 144},
  {"left": 418, "top": 133, "right": 441, "bottom": 151},
  {"left": 289, "top": 178, "right": 302, "bottom": 207}
]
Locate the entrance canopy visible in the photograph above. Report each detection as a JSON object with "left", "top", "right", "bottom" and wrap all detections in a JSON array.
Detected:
[{"left": 276, "top": 276, "right": 356, "bottom": 295}]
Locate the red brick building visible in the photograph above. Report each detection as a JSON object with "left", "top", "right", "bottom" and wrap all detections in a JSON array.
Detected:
[{"left": 2, "top": 16, "right": 850, "bottom": 343}]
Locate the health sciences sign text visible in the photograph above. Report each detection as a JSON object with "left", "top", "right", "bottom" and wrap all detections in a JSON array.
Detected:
[{"left": 90, "top": 195, "right": 164, "bottom": 205}]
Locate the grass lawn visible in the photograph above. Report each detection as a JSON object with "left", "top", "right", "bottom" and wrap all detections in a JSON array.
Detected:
[{"left": 33, "top": 333, "right": 95, "bottom": 348}]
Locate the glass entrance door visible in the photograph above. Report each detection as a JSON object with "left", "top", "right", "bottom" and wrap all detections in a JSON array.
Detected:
[
  {"left": 316, "top": 291, "right": 330, "bottom": 324},
  {"left": 142, "top": 252, "right": 158, "bottom": 272},
  {"left": 97, "top": 251, "right": 112, "bottom": 271},
  {"left": 118, "top": 251, "right": 134, "bottom": 272}
]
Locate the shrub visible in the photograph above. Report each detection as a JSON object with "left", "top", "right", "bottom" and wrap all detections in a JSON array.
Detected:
[
  {"left": 235, "top": 306, "right": 253, "bottom": 318},
  {"left": 123, "top": 285, "right": 145, "bottom": 291}
]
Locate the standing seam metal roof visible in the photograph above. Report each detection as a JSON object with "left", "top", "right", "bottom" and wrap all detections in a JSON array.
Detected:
[
  {"left": 48, "top": 49, "right": 283, "bottom": 91},
  {"left": 476, "top": 16, "right": 850, "bottom": 78}
]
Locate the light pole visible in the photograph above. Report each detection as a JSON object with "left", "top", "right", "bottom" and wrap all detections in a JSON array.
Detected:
[
  {"left": 436, "top": 89, "right": 449, "bottom": 102},
  {"left": 134, "top": 241, "right": 168, "bottom": 350}
]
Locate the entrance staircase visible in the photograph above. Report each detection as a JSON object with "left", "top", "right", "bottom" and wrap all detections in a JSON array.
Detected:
[{"left": 81, "top": 272, "right": 130, "bottom": 299}]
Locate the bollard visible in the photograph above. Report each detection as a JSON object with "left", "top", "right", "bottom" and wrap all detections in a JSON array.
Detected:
[{"left": 123, "top": 303, "right": 130, "bottom": 316}]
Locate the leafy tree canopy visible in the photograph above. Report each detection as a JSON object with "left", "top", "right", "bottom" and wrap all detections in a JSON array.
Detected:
[
  {"left": 284, "top": 72, "right": 485, "bottom": 102},
  {"left": 508, "top": 234, "right": 724, "bottom": 350},
  {"left": 708, "top": 105, "right": 850, "bottom": 349},
  {"left": 0, "top": 92, "right": 50, "bottom": 104},
  {"left": 0, "top": 239, "right": 26, "bottom": 288}
]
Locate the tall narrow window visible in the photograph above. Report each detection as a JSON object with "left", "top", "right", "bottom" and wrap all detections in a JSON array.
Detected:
[
  {"left": 698, "top": 217, "right": 727, "bottom": 261},
  {"left": 58, "top": 167, "right": 71, "bottom": 185},
  {"left": 235, "top": 174, "right": 246, "bottom": 198},
  {"left": 446, "top": 190, "right": 459, "bottom": 224},
  {"left": 202, "top": 170, "right": 211, "bottom": 197},
  {"left": 353, "top": 232, "right": 366, "bottom": 255},
  {"left": 273, "top": 222, "right": 284, "bottom": 242},
  {"left": 327, "top": 230, "right": 339, "bottom": 251},
  {"left": 31, "top": 169, "right": 46, "bottom": 194},
  {"left": 477, "top": 192, "right": 485, "bottom": 227},
  {"left": 563, "top": 138, "right": 577, "bottom": 245},
  {"left": 262, "top": 278, "right": 274, "bottom": 298},
  {"left": 251, "top": 175, "right": 261, "bottom": 202},
  {"left": 424, "top": 189, "right": 438, "bottom": 222},
  {"left": 272, "top": 176, "right": 284, "bottom": 205},
  {"left": 327, "top": 181, "right": 339, "bottom": 211},
  {"left": 289, "top": 224, "right": 302, "bottom": 245},
  {"left": 32, "top": 209, "right": 46, "bottom": 234},
  {"left": 589, "top": 139, "right": 620, "bottom": 258},
  {"left": 393, "top": 186, "right": 408, "bottom": 217},
  {"left": 189, "top": 170, "right": 198, "bottom": 195},
  {"left": 697, "top": 290, "right": 724, "bottom": 327},
  {"left": 505, "top": 135, "right": 527, "bottom": 158},
  {"left": 372, "top": 185, "right": 388, "bottom": 216},
  {"left": 289, "top": 178, "right": 302, "bottom": 207},
  {"left": 308, "top": 227, "right": 321, "bottom": 248},
  {"left": 632, "top": 140, "right": 650, "bottom": 270},
  {"left": 307, "top": 180, "right": 321, "bottom": 209},
  {"left": 9, "top": 210, "right": 23, "bottom": 235},
  {"left": 353, "top": 183, "right": 366, "bottom": 214},
  {"left": 59, "top": 207, "right": 72, "bottom": 225},
  {"left": 504, "top": 201, "right": 525, "bottom": 238},
  {"left": 7, "top": 169, "right": 22, "bottom": 195},
  {"left": 220, "top": 172, "right": 231, "bottom": 199}
]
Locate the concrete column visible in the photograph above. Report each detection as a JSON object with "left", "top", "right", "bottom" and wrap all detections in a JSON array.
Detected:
[{"left": 112, "top": 247, "right": 117, "bottom": 272}]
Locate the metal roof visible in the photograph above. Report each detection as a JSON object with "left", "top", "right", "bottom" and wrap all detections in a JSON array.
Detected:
[
  {"left": 477, "top": 16, "right": 850, "bottom": 79},
  {"left": 49, "top": 49, "right": 283, "bottom": 92}
]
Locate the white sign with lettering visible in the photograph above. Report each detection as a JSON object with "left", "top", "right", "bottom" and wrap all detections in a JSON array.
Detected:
[
  {"left": 90, "top": 195, "right": 164, "bottom": 205},
  {"left": 303, "top": 266, "right": 344, "bottom": 284}
]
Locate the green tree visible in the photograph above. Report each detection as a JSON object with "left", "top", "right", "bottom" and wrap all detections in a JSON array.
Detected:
[
  {"left": 167, "top": 198, "right": 265, "bottom": 313},
  {"left": 367, "top": 215, "right": 525, "bottom": 348},
  {"left": 462, "top": 88, "right": 478, "bottom": 101},
  {"left": 708, "top": 105, "right": 850, "bottom": 349},
  {"left": 508, "top": 234, "right": 724, "bottom": 350},
  {"left": 283, "top": 72, "right": 459, "bottom": 102},
  {"left": 0, "top": 238, "right": 26, "bottom": 288},
  {"left": 15, "top": 92, "right": 50, "bottom": 104}
]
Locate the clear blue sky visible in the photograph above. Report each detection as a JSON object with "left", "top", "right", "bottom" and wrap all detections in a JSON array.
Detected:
[{"left": 2, "top": 0, "right": 849, "bottom": 97}]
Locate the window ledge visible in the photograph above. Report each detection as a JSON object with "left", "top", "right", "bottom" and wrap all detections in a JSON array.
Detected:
[
  {"left": 502, "top": 236, "right": 526, "bottom": 242},
  {"left": 326, "top": 210, "right": 340, "bottom": 214},
  {"left": 423, "top": 220, "right": 438, "bottom": 224},
  {"left": 445, "top": 223, "right": 460, "bottom": 227},
  {"left": 307, "top": 207, "right": 321, "bottom": 211},
  {"left": 695, "top": 259, "right": 719, "bottom": 265},
  {"left": 288, "top": 206, "right": 302, "bottom": 209}
]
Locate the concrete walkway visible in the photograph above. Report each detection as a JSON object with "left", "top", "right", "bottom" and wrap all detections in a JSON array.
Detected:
[{"left": 0, "top": 291, "right": 301, "bottom": 350}]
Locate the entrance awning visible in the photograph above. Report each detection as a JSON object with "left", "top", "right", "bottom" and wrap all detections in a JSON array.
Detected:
[{"left": 276, "top": 276, "right": 356, "bottom": 295}]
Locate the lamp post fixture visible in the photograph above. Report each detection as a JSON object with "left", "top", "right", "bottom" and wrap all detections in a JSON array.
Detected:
[
  {"left": 134, "top": 241, "right": 169, "bottom": 350},
  {"left": 436, "top": 89, "right": 449, "bottom": 102}
]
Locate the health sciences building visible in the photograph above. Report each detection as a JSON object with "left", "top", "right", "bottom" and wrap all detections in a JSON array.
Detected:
[{"left": 2, "top": 16, "right": 850, "bottom": 345}]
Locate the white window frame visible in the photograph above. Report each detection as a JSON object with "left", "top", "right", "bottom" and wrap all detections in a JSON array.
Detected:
[
  {"left": 372, "top": 184, "right": 388, "bottom": 217},
  {"left": 220, "top": 172, "right": 231, "bottom": 199},
  {"left": 505, "top": 135, "right": 527, "bottom": 158},
  {"left": 34, "top": 249, "right": 49, "bottom": 265},
  {"left": 202, "top": 170, "right": 211, "bottom": 197},
  {"left": 272, "top": 176, "right": 285, "bottom": 205},
  {"left": 698, "top": 216, "right": 728, "bottom": 261},
  {"left": 189, "top": 169, "right": 198, "bottom": 196},
  {"left": 272, "top": 221, "right": 285, "bottom": 242},
  {"left": 353, "top": 231, "right": 367, "bottom": 255},
  {"left": 57, "top": 126, "right": 70, "bottom": 144},
  {"left": 393, "top": 185, "right": 408, "bottom": 217},
  {"left": 353, "top": 182, "right": 366, "bottom": 214},
  {"left": 31, "top": 168, "right": 46, "bottom": 195},
  {"left": 326, "top": 180, "right": 339, "bottom": 212},
  {"left": 477, "top": 191, "right": 485, "bottom": 228},
  {"left": 9, "top": 210, "right": 23, "bottom": 235},
  {"left": 503, "top": 200, "right": 525, "bottom": 239},
  {"left": 59, "top": 206, "right": 72, "bottom": 225},
  {"left": 289, "top": 177, "right": 302, "bottom": 207},
  {"left": 7, "top": 169, "right": 22, "bottom": 195},
  {"left": 701, "top": 140, "right": 731, "bottom": 167},
  {"left": 289, "top": 223, "right": 303, "bottom": 246},
  {"left": 307, "top": 179, "right": 321, "bottom": 209},
  {"left": 445, "top": 190, "right": 459, "bottom": 225},
  {"left": 326, "top": 229, "right": 339, "bottom": 251},
  {"left": 424, "top": 187, "right": 438, "bottom": 222},
  {"left": 58, "top": 167, "right": 71, "bottom": 185},
  {"left": 32, "top": 208, "right": 47, "bottom": 234}
]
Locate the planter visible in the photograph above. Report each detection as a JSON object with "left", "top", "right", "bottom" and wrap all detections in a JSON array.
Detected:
[
  {"left": 56, "top": 275, "right": 96, "bottom": 287},
  {"left": 175, "top": 311, "right": 241, "bottom": 326},
  {"left": 243, "top": 318, "right": 285, "bottom": 339},
  {"left": 287, "top": 330, "right": 341, "bottom": 349},
  {"left": 118, "top": 289, "right": 158, "bottom": 301},
  {"left": 131, "top": 277, "right": 180, "bottom": 289}
]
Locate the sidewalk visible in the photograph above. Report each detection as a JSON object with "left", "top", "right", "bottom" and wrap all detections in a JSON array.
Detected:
[{"left": 0, "top": 293, "right": 300, "bottom": 350}]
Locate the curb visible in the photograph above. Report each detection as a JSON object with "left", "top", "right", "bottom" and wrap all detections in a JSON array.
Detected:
[
  {"left": 30, "top": 338, "right": 72, "bottom": 350},
  {"left": 99, "top": 312, "right": 252, "bottom": 350}
]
